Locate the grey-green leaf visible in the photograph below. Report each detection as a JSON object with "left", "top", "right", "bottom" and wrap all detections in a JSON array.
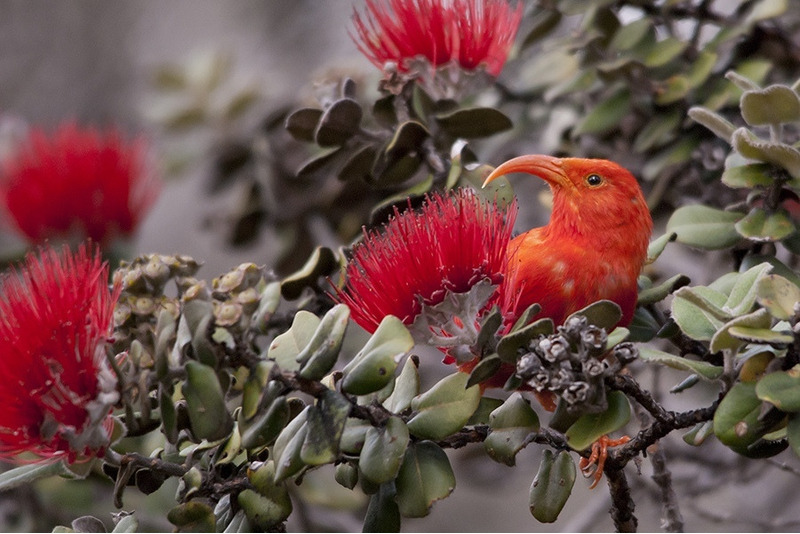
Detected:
[
  {"left": 639, "top": 346, "right": 723, "bottom": 380},
  {"left": 484, "top": 393, "right": 540, "bottom": 466},
  {"left": 395, "top": 441, "right": 456, "bottom": 518},
  {"left": 666, "top": 205, "right": 744, "bottom": 250},
  {"left": 342, "top": 315, "right": 413, "bottom": 396},
  {"left": 359, "top": 416, "right": 410, "bottom": 484},
  {"left": 407, "top": 372, "right": 481, "bottom": 440}
]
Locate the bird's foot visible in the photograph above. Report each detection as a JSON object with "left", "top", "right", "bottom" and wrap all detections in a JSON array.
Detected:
[{"left": 578, "top": 434, "right": 630, "bottom": 489}]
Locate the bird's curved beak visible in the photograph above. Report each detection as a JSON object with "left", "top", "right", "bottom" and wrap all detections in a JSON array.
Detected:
[{"left": 482, "top": 155, "right": 572, "bottom": 190}]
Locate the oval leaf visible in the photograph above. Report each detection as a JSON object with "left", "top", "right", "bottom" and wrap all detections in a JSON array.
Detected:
[
  {"left": 756, "top": 368, "right": 800, "bottom": 412},
  {"left": 713, "top": 382, "right": 764, "bottom": 449},
  {"left": 741, "top": 84, "right": 800, "bottom": 126},
  {"left": 395, "top": 441, "right": 455, "bottom": 518},
  {"left": 735, "top": 207, "right": 796, "bottom": 242},
  {"left": 757, "top": 274, "right": 800, "bottom": 320},
  {"left": 666, "top": 205, "right": 744, "bottom": 250},
  {"left": 315, "top": 98, "right": 363, "bottom": 147},
  {"left": 342, "top": 315, "right": 413, "bottom": 395},
  {"left": 359, "top": 416, "right": 410, "bottom": 484},
  {"left": 407, "top": 372, "right": 481, "bottom": 440},
  {"left": 435, "top": 107, "right": 513, "bottom": 139},
  {"left": 529, "top": 450, "right": 576, "bottom": 523},
  {"left": 183, "top": 361, "right": 234, "bottom": 442},
  {"left": 566, "top": 390, "right": 631, "bottom": 451},
  {"left": 484, "top": 393, "right": 540, "bottom": 466},
  {"left": 639, "top": 346, "right": 723, "bottom": 380}
]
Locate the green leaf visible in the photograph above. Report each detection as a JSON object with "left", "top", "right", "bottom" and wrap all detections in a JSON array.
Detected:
[
  {"left": 709, "top": 308, "right": 772, "bottom": 353},
  {"left": 722, "top": 163, "right": 775, "bottom": 188},
  {"left": 434, "top": 107, "right": 513, "bottom": 139},
  {"left": 609, "top": 18, "right": 651, "bottom": 50},
  {"left": 484, "top": 393, "right": 540, "bottom": 466},
  {"left": 267, "top": 311, "right": 320, "bottom": 371},
  {"left": 646, "top": 232, "right": 677, "bottom": 263},
  {"left": 300, "top": 390, "right": 350, "bottom": 465},
  {"left": 567, "top": 300, "right": 622, "bottom": 331},
  {"left": 407, "top": 372, "right": 481, "bottom": 440},
  {"left": 315, "top": 98, "right": 363, "bottom": 147},
  {"left": 741, "top": 84, "right": 800, "bottom": 125},
  {"left": 359, "top": 416, "right": 410, "bottom": 484},
  {"left": 342, "top": 315, "right": 414, "bottom": 395},
  {"left": 732, "top": 128, "right": 800, "bottom": 180},
  {"left": 111, "top": 514, "right": 138, "bottom": 533},
  {"left": 466, "top": 355, "right": 503, "bottom": 388},
  {"left": 338, "top": 144, "right": 378, "bottom": 182},
  {"left": 637, "top": 274, "right": 690, "bottom": 306},
  {"left": 285, "top": 108, "right": 323, "bottom": 142},
  {"left": 671, "top": 285, "right": 729, "bottom": 340},
  {"left": 683, "top": 421, "right": 714, "bottom": 446},
  {"left": 296, "top": 304, "right": 350, "bottom": 381},
  {"left": 756, "top": 368, "right": 800, "bottom": 412},
  {"left": 0, "top": 462, "right": 67, "bottom": 492},
  {"left": 736, "top": 208, "right": 796, "bottom": 242},
  {"left": 573, "top": 88, "right": 631, "bottom": 136},
  {"left": 666, "top": 205, "right": 744, "bottom": 249},
  {"left": 238, "top": 489, "right": 292, "bottom": 531},
  {"left": 183, "top": 361, "right": 234, "bottom": 442},
  {"left": 280, "top": 246, "right": 338, "bottom": 300},
  {"left": 728, "top": 325, "right": 794, "bottom": 346},
  {"left": 496, "top": 317, "right": 554, "bottom": 365},
  {"left": 241, "top": 461, "right": 292, "bottom": 529},
  {"left": 713, "top": 382, "right": 765, "bottom": 450},
  {"left": 240, "top": 396, "right": 290, "bottom": 451},
  {"left": 638, "top": 346, "right": 723, "bottom": 380},
  {"left": 686, "top": 50, "right": 718, "bottom": 88},
  {"left": 688, "top": 106, "right": 736, "bottom": 143},
  {"left": 725, "top": 261, "right": 773, "bottom": 315},
  {"left": 757, "top": 274, "right": 800, "bottom": 320},
  {"left": 273, "top": 407, "right": 309, "bottom": 482},
  {"left": 529, "top": 450, "right": 576, "bottom": 523},
  {"left": 385, "top": 121, "right": 429, "bottom": 159},
  {"left": 395, "top": 441, "right": 456, "bottom": 518},
  {"left": 382, "top": 356, "right": 420, "bottom": 413},
  {"left": 363, "top": 482, "right": 401, "bottom": 532},
  {"left": 467, "top": 396, "right": 504, "bottom": 425},
  {"left": 633, "top": 110, "right": 681, "bottom": 152},
  {"left": 566, "top": 390, "right": 631, "bottom": 451},
  {"left": 643, "top": 37, "right": 687, "bottom": 67},
  {"left": 655, "top": 75, "right": 691, "bottom": 105},
  {"left": 340, "top": 417, "right": 371, "bottom": 455},
  {"left": 167, "top": 502, "right": 215, "bottom": 533},
  {"left": 296, "top": 147, "right": 341, "bottom": 177}
]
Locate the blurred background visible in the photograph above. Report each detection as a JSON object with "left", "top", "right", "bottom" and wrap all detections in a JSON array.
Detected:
[{"left": 1, "top": 1, "right": 800, "bottom": 532}]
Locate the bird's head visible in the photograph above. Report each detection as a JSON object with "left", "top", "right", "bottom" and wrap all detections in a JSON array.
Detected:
[{"left": 483, "top": 155, "right": 652, "bottom": 247}]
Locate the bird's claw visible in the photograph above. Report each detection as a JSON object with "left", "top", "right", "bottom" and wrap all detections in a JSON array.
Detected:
[{"left": 578, "top": 435, "right": 630, "bottom": 489}]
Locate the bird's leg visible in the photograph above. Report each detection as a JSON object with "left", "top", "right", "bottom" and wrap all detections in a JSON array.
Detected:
[{"left": 578, "top": 435, "right": 630, "bottom": 489}]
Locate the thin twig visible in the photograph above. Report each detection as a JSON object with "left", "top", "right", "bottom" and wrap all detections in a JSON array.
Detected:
[{"left": 650, "top": 444, "right": 684, "bottom": 533}]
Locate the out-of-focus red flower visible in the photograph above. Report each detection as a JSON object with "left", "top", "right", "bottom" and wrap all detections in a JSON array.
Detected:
[
  {"left": 351, "top": 0, "right": 523, "bottom": 77},
  {"left": 0, "top": 243, "right": 120, "bottom": 463},
  {"left": 334, "top": 188, "right": 517, "bottom": 333},
  {"left": 0, "top": 123, "right": 160, "bottom": 246}
]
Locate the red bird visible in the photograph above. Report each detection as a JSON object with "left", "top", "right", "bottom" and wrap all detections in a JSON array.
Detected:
[{"left": 486, "top": 155, "right": 653, "bottom": 328}]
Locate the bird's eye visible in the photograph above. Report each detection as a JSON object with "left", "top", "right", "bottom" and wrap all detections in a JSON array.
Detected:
[{"left": 586, "top": 174, "right": 603, "bottom": 186}]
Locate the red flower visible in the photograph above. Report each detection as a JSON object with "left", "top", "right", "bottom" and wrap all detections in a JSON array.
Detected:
[
  {"left": 0, "top": 243, "right": 120, "bottom": 462},
  {"left": 0, "top": 123, "right": 160, "bottom": 246},
  {"left": 335, "top": 188, "right": 517, "bottom": 333},
  {"left": 351, "top": 0, "right": 523, "bottom": 77}
]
